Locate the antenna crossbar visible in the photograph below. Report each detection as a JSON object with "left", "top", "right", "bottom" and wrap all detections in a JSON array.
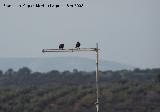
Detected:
[
  {"left": 42, "top": 48, "right": 97, "bottom": 53},
  {"left": 42, "top": 43, "right": 100, "bottom": 112}
]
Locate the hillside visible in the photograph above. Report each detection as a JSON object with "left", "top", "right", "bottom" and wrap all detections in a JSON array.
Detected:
[
  {"left": 0, "top": 68, "right": 160, "bottom": 112},
  {"left": 0, "top": 57, "right": 134, "bottom": 72}
]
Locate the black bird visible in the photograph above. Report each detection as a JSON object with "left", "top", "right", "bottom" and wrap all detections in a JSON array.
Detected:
[
  {"left": 59, "top": 44, "right": 64, "bottom": 49},
  {"left": 75, "top": 42, "right": 80, "bottom": 48}
]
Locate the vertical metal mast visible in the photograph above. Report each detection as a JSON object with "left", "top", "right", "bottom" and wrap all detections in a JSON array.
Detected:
[
  {"left": 42, "top": 43, "right": 100, "bottom": 112},
  {"left": 95, "top": 43, "right": 99, "bottom": 112}
]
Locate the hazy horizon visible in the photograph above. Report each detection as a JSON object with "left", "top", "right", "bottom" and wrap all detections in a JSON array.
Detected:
[{"left": 0, "top": 0, "right": 160, "bottom": 69}]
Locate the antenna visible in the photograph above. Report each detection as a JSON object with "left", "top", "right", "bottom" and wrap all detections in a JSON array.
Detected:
[{"left": 42, "top": 43, "right": 100, "bottom": 112}]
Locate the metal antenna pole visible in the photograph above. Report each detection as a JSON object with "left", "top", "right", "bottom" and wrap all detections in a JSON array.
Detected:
[
  {"left": 42, "top": 44, "right": 100, "bottom": 112},
  {"left": 95, "top": 43, "right": 100, "bottom": 112}
]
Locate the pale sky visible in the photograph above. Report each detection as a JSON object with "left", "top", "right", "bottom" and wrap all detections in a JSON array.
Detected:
[{"left": 0, "top": 0, "right": 160, "bottom": 69}]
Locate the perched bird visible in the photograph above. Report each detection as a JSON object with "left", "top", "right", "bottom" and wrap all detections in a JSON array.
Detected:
[
  {"left": 59, "top": 44, "right": 64, "bottom": 49},
  {"left": 75, "top": 42, "right": 80, "bottom": 48}
]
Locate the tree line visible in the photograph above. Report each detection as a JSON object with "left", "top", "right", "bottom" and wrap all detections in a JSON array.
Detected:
[
  {"left": 0, "top": 67, "right": 160, "bottom": 112},
  {"left": 0, "top": 67, "right": 160, "bottom": 87}
]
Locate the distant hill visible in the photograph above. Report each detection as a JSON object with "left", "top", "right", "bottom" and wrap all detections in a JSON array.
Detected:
[{"left": 0, "top": 57, "right": 134, "bottom": 72}]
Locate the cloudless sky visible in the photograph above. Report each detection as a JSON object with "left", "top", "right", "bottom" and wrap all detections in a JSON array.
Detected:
[{"left": 0, "top": 0, "right": 160, "bottom": 68}]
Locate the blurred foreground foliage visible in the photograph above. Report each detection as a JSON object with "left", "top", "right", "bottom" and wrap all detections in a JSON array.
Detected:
[{"left": 0, "top": 67, "right": 160, "bottom": 112}]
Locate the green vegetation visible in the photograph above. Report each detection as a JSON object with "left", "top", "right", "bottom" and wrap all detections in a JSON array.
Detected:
[{"left": 0, "top": 67, "right": 160, "bottom": 112}]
